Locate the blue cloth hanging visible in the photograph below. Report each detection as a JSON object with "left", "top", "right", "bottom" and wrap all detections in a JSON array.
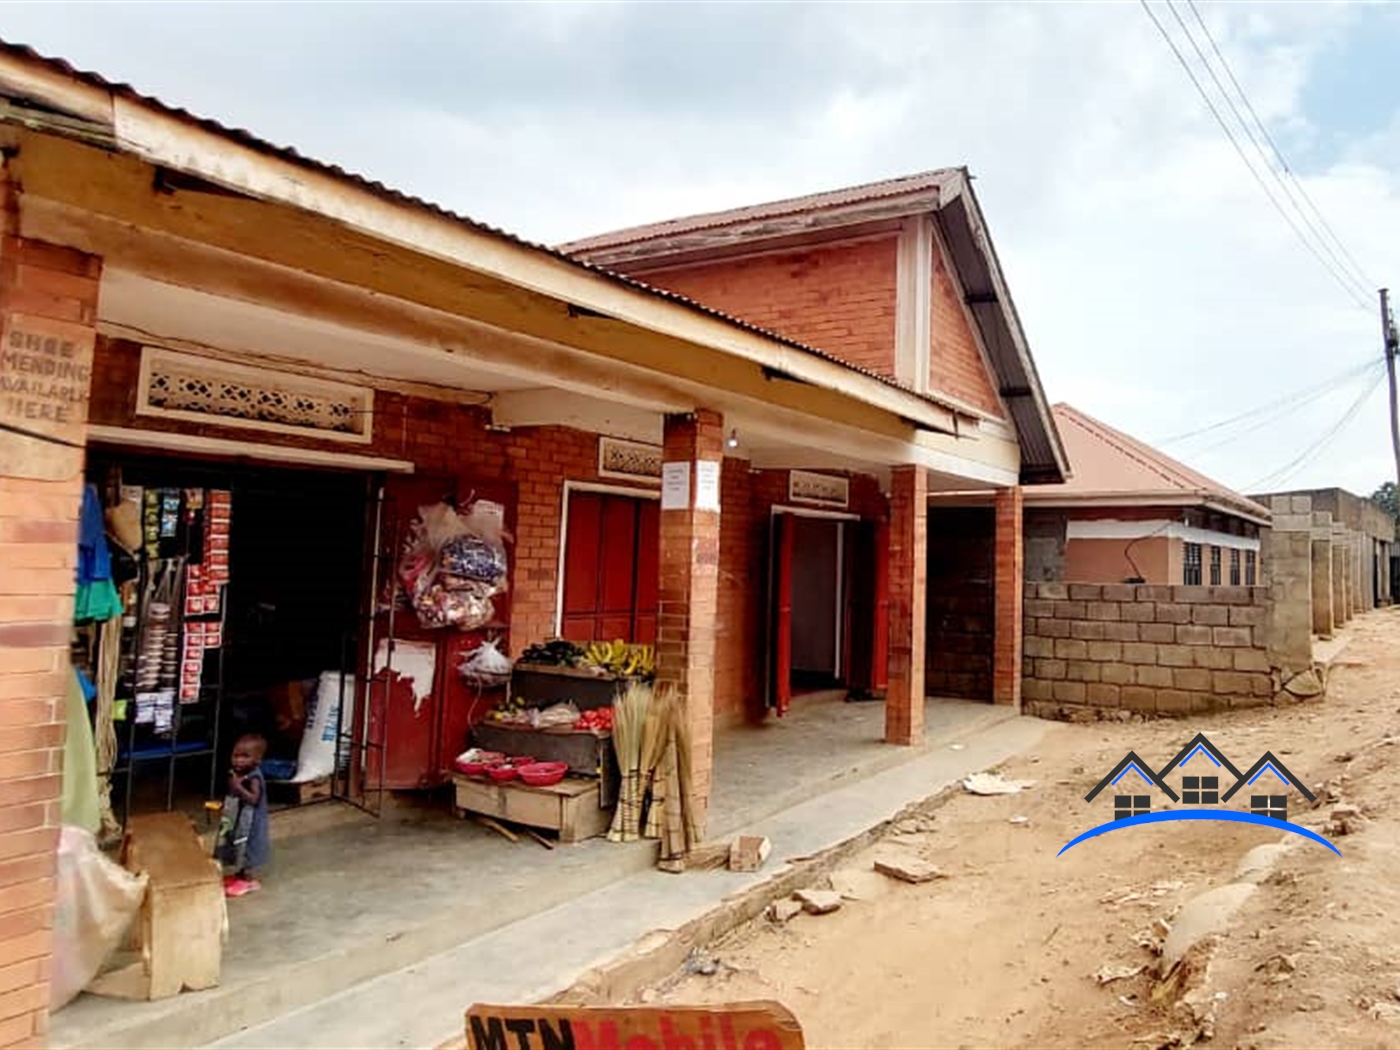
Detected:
[{"left": 76, "top": 484, "right": 112, "bottom": 587}]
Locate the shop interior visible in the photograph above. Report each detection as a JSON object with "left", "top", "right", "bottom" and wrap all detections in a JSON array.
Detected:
[{"left": 75, "top": 450, "right": 371, "bottom": 829}]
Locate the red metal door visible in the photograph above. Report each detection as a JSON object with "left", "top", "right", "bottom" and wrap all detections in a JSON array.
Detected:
[
  {"left": 560, "top": 492, "right": 602, "bottom": 641},
  {"left": 634, "top": 499, "right": 660, "bottom": 645},
  {"left": 770, "top": 513, "right": 794, "bottom": 717},
  {"left": 560, "top": 491, "right": 658, "bottom": 644},
  {"left": 367, "top": 474, "right": 455, "bottom": 791}
]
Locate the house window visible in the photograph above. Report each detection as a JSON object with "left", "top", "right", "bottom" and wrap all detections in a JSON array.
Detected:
[
  {"left": 1245, "top": 550, "right": 1257, "bottom": 586},
  {"left": 1209, "top": 546, "right": 1222, "bottom": 585},
  {"left": 1230, "top": 548, "right": 1241, "bottom": 585},
  {"left": 1184, "top": 543, "right": 1203, "bottom": 585},
  {"left": 1114, "top": 795, "right": 1151, "bottom": 820},
  {"left": 1251, "top": 794, "right": 1288, "bottom": 820},
  {"left": 1182, "top": 775, "right": 1219, "bottom": 805}
]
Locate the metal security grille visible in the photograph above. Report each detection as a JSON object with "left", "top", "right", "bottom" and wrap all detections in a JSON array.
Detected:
[
  {"left": 1230, "top": 548, "right": 1241, "bottom": 585},
  {"left": 1245, "top": 550, "right": 1257, "bottom": 585},
  {"left": 1184, "top": 542, "right": 1203, "bottom": 585},
  {"left": 1209, "top": 546, "right": 1222, "bottom": 585},
  {"left": 138, "top": 348, "right": 373, "bottom": 443}
]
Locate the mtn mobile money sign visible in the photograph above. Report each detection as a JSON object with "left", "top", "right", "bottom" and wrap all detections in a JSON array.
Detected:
[{"left": 465, "top": 1002, "right": 804, "bottom": 1050}]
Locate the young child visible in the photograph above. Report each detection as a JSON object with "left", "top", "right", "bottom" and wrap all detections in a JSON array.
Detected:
[{"left": 216, "top": 734, "right": 271, "bottom": 897}]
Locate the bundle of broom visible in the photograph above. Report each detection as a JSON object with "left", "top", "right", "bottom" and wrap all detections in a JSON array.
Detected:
[
  {"left": 606, "top": 679, "right": 652, "bottom": 842},
  {"left": 637, "top": 683, "right": 700, "bottom": 862}
]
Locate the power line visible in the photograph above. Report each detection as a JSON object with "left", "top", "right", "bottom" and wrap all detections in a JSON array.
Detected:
[
  {"left": 1169, "top": 0, "right": 1373, "bottom": 305},
  {"left": 1183, "top": 0, "right": 1378, "bottom": 296},
  {"left": 1139, "top": 0, "right": 1373, "bottom": 313},
  {"left": 1157, "top": 356, "right": 1382, "bottom": 445},
  {"left": 1246, "top": 368, "right": 1386, "bottom": 490},
  {"left": 1179, "top": 361, "right": 1385, "bottom": 458}
]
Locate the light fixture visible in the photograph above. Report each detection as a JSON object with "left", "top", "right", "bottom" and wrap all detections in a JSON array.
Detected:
[{"left": 726, "top": 428, "right": 740, "bottom": 450}]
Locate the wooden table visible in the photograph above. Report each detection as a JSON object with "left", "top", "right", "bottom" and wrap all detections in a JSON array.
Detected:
[{"left": 452, "top": 774, "right": 612, "bottom": 844}]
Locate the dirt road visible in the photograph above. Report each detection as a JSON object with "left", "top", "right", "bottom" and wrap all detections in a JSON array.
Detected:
[{"left": 596, "top": 610, "right": 1400, "bottom": 1050}]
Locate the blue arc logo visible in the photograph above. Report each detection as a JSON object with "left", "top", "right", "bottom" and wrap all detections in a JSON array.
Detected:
[{"left": 1058, "top": 808, "right": 1341, "bottom": 857}]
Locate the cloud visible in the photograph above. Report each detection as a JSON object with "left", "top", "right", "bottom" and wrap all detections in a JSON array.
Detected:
[{"left": 2, "top": 1, "right": 1398, "bottom": 496}]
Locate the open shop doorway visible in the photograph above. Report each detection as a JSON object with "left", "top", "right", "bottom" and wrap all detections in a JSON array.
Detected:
[{"left": 82, "top": 449, "right": 372, "bottom": 826}]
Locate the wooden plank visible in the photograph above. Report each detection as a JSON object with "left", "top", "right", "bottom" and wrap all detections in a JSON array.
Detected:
[
  {"left": 465, "top": 1002, "right": 805, "bottom": 1050},
  {"left": 475, "top": 816, "right": 519, "bottom": 844}
]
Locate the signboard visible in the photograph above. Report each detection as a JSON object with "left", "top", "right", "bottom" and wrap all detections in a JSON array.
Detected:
[
  {"left": 661, "top": 461, "right": 690, "bottom": 511},
  {"left": 0, "top": 313, "right": 94, "bottom": 480},
  {"left": 694, "top": 460, "right": 721, "bottom": 513},
  {"left": 788, "top": 470, "right": 849, "bottom": 510},
  {"left": 465, "top": 1002, "right": 804, "bottom": 1050}
]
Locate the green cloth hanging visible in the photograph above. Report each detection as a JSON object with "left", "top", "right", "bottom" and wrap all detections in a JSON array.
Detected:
[
  {"left": 73, "top": 579, "right": 123, "bottom": 625},
  {"left": 61, "top": 667, "right": 101, "bottom": 835}
]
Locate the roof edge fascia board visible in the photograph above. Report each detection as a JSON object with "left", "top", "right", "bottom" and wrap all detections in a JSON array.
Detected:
[
  {"left": 571, "top": 200, "right": 933, "bottom": 269},
  {"left": 933, "top": 176, "right": 1068, "bottom": 483},
  {"left": 0, "top": 54, "right": 967, "bottom": 439}
]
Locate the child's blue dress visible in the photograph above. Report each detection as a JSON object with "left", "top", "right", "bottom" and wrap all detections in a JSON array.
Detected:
[{"left": 215, "top": 767, "right": 271, "bottom": 874}]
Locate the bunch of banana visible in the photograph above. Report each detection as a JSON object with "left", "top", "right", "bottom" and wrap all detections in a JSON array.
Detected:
[{"left": 582, "top": 640, "right": 656, "bottom": 678}]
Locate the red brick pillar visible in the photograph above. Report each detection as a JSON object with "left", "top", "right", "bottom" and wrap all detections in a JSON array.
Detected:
[
  {"left": 0, "top": 156, "right": 102, "bottom": 1047},
  {"left": 657, "top": 409, "right": 723, "bottom": 837},
  {"left": 993, "top": 485, "right": 1024, "bottom": 709},
  {"left": 884, "top": 465, "right": 927, "bottom": 745}
]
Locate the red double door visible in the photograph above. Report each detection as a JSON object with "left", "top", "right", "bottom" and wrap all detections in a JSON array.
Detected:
[{"left": 560, "top": 491, "right": 659, "bottom": 645}]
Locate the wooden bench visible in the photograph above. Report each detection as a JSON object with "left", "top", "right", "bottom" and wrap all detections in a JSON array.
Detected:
[
  {"left": 452, "top": 775, "right": 612, "bottom": 844},
  {"left": 88, "top": 811, "right": 225, "bottom": 1001}
]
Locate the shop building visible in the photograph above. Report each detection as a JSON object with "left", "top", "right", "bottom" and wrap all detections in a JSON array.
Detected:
[
  {"left": 1018, "top": 404, "right": 1271, "bottom": 587},
  {"left": 0, "top": 45, "right": 1065, "bottom": 1045}
]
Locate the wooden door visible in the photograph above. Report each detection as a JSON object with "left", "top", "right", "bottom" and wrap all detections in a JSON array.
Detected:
[
  {"left": 872, "top": 519, "right": 890, "bottom": 691},
  {"left": 842, "top": 520, "right": 890, "bottom": 695},
  {"left": 768, "top": 512, "right": 794, "bottom": 717}
]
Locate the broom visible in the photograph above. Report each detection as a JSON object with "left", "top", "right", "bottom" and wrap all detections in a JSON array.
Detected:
[
  {"left": 638, "top": 684, "right": 676, "bottom": 839},
  {"left": 606, "top": 678, "right": 650, "bottom": 842}
]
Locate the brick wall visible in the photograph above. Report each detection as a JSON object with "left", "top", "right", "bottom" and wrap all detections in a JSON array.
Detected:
[
  {"left": 0, "top": 156, "right": 102, "bottom": 1046},
  {"left": 929, "top": 251, "right": 1004, "bottom": 418},
  {"left": 1022, "top": 583, "right": 1278, "bottom": 721},
  {"left": 632, "top": 238, "right": 899, "bottom": 376},
  {"left": 924, "top": 507, "right": 994, "bottom": 700}
]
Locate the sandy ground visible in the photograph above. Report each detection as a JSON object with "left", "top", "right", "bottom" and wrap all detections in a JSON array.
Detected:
[{"left": 594, "top": 609, "right": 1400, "bottom": 1050}]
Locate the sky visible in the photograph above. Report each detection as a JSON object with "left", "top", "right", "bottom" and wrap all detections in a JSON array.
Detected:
[{"left": 4, "top": 0, "right": 1400, "bottom": 498}]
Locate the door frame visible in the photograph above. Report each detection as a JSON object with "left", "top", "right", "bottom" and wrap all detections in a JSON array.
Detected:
[
  {"left": 554, "top": 480, "right": 662, "bottom": 638},
  {"left": 765, "top": 505, "right": 860, "bottom": 707}
]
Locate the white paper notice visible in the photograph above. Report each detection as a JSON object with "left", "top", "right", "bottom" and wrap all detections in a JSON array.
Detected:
[
  {"left": 661, "top": 461, "right": 691, "bottom": 510},
  {"left": 695, "top": 460, "right": 720, "bottom": 512}
]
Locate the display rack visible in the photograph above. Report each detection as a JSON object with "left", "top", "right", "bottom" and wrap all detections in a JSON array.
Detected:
[{"left": 468, "top": 664, "right": 633, "bottom": 809}]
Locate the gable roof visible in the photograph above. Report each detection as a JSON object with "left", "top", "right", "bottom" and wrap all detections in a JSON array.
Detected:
[
  {"left": 1025, "top": 404, "right": 1271, "bottom": 524},
  {"left": 1156, "top": 732, "right": 1244, "bottom": 782},
  {"left": 1222, "top": 751, "right": 1318, "bottom": 804},
  {"left": 1085, "top": 751, "right": 1181, "bottom": 803},
  {"left": 559, "top": 170, "right": 962, "bottom": 258},
  {"left": 561, "top": 170, "right": 1069, "bottom": 485}
]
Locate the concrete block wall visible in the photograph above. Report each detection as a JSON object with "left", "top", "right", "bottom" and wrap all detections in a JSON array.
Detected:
[{"left": 1022, "top": 583, "right": 1276, "bottom": 720}]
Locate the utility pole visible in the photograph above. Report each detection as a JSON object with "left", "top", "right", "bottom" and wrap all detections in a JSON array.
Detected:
[{"left": 1385, "top": 288, "right": 1400, "bottom": 490}]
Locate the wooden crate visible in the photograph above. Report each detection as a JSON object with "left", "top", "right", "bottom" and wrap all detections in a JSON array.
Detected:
[
  {"left": 268, "top": 776, "right": 332, "bottom": 807},
  {"left": 452, "top": 774, "right": 612, "bottom": 844},
  {"left": 88, "top": 812, "right": 224, "bottom": 1002}
]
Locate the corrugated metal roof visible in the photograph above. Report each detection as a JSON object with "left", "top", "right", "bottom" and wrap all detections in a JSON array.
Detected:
[
  {"left": 0, "top": 40, "right": 953, "bottom": 410},
  {"left": 559, "top": 169, "right": 961, "bottom": 255},
  {"left": 1031, "top": 404, "right": 1271, "bottom": 520}
]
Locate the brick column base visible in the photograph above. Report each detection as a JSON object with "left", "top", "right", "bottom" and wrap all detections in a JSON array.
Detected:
[
  {"left": 885, "top": 465, "right": 927, "bottom": 745},
  {"left": 0, "top": 156, "right": 102, "bottom": 1049},
  {"left": 993, "top": 486, "right": 1024, "bottom": 708},
  {"left": 657, "top": 409, "right": 723, "bottom": 839}
]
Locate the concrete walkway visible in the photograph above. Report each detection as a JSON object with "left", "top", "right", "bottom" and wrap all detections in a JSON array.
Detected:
[{"left": 208, "top": 710, "right": 1050, "bottom": 1050}]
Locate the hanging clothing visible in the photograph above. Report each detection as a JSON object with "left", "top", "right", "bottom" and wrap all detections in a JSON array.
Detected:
[
  {"left": 74, "top": 485, "right": 123, "bottom": 624},
  {"left": 61, "top": 668, "right": 101, "bottom": 836}
]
